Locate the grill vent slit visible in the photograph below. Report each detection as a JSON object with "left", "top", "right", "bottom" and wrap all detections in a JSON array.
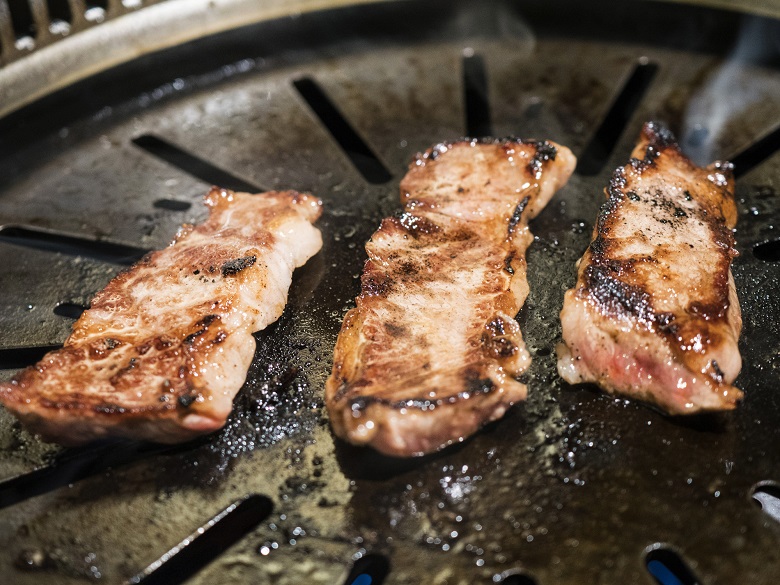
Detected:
[
  {"left": 342, "top": 553, "right": 390, "bottom": 585},
  {"left": 7, "top": 0, "right": 36, "bottom": 41},
  {"left": 753, "top": 239, "right": 780, "bottom": 262},
  {"left": 463, "top": 52, "right": 492, "bottom": 137},
  {"left": 132, "top": 134, "right": 263, "bottom": 193},
  {"left": 0, "top": 225, "right": 148, "bottom": 264},
  {"left": 0, "top": 441, "right": 175, "bottom": 509},
  {"left": 53, "top": 302, "right": 87, "bottom": 319},
  {"left": 153, "top": 198, "right": 192, "bottom": 211},
  {"left": 0, "top": 344, "right": 60, "bottom": 370},
  {"left": 752, "top": 482, "right": 780, "bottom": 523},
  {"left": 576, "top": 60, "right": 659, "bottom": 176},
  {"left": 128, "top": 494, "right": 273, "bottom": 585},
  {"left": 498, "top": 571, "right": 537, "bottom": 584},
  {"left": 293, "top": 77, "right": 392, "bottom": 184},
  {"left": 645, "top": 547, "right": 701, "bottom": 585},
  {"left": 730, "top": 125, "right": 780, "bottom": 178},
  {"left": 45, "top": 0, "right": 71, "bottom": 26}
]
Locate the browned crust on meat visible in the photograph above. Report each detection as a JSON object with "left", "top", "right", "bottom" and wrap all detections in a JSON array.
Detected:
[
  {"left": 559, "top": 122, "right": 742, "bottom": 413},
  {"left": 326, "top": 138, "right": 576, "bottom": 456},
  {"left": 583, "top": 123, "right": 738, "bottom": 377},
  {"left": 0, "top": 188, "right": 323, "bottom": 445}
]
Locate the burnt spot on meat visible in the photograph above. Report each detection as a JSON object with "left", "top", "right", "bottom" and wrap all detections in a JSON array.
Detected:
[
  {"left": 504, "top": 252, "right": 515, "bottom": 274},
  {"left": 183, "top": 329, "right": 206, "bottom": 345},
  {"left": 607, "top": 167, "right": 628, "bottom": 199},
  {"left": 109, "top": 358, "right": 138, "bottom": 384},
  {"left": 484, "top": 335, "right": 518, "bottom": 358},
  {"left": 656, "top": 312, "right": 678, "bottom": 334},
  {"left": 485, "top": 316, "right": 508, "bottom": 336},
  {"left": 528, "top": 140, "right": 558, "bottom": 176},
  {"left": 178, "top": 393, "right": 198, "bottom": 408},
  {"left": 507, "top": 196, "right": 530, "bottom": 236},
  {"left": 687, "top": 300, "right": 728, "bottom": 321},
  {"left": 94, "top": 404, "right": 127, "bottom": 415},
  {"left": 583, "top": 265, "right": 655, "bottom": 324},
  {"left": 710, "top": 360, "right": 725, "bottom": 382},
  {"left": 348, "top": 395, "right": 369, "bottom": 414},
  {"left": 333, "top": 379, "right": 350, "bottom": 403},
  {"left": 154, "top": 337, "right": 174, "bottom": 351},
  {"left": 213, "top": 331, "right": 228, "bottom": 344},
  {"left": 361, "top": 267, "right": 393, "bottom": 297},
  {"left": 221, "top": 255, "right": 257, "bottom": 277},
  {"left": 399, "top": 260, "right": 418, "bottom": 275},
  {"left": 464, "top": 376, "right": 496, "bottom": 398},
  {"left": 384, "top": 323, "right": 408, "bottom": 338},
  {"left": 88, "top": 337, "right": 122, "bottom": 359},
  {"left": 198, "top": 314, "right": 219, "bottom": 327},
  {"left": 483, "top": 316, "right": 520, "bottom": 358}
]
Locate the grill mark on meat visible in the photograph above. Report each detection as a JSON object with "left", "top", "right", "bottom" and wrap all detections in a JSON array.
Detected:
[
  {"left": 0, "top": 188, "right": 323, "bottom": 445},
  {"left": 508, "top": 196, "right": 530, "bottom": 236},
  {"left": 347, "top": 376, "right": 497, "bottom": 413},
  {"left": 557, "top": 121, "right": 742, "bottom": 415},
  {"left": 326, "top": 139, "right": 576, "bottom": 456}
]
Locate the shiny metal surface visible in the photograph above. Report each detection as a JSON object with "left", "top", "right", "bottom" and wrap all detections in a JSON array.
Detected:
[{"left": 0, "top": 1, "right": 778, "bottom": 583}]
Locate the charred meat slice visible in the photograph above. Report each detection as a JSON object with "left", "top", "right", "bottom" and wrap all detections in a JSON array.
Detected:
[
  {"left": 557, "top": 121, "right": 742, "bottom": 414},
  {"left": 326, "top": 139, "right": 576, "bottom": 456},
  {"left": 0, "top": 188, "right": 323, "bottom": 445}
]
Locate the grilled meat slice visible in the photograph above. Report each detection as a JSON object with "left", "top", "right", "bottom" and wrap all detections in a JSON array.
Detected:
[
  {"left": 0, "top": 188, "right": 322, "bottom": 445},
  {"left": 326, "top": 139, "right": 576, "bottom": 456},
  {"left": 557, "top": 122, "right": 742, "bottom": 414}
]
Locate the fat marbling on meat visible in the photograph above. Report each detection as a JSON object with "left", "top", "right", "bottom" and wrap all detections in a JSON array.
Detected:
[
  {"left": 326, "top": 139, "right": 576, "bottom": 456},
  {"left": 0, "top": 188, "right": 322, "bottom": 445},
  {"left": 557, "top": 121, "right": 743, "bottom": 414}
]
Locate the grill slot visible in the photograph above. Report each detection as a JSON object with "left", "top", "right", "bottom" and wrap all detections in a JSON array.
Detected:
[
  {"left": 44, "top": 0, "right": 70, "bottom": 27},
  {"left": 731, "top": 125, "right": 780, "bottom": 178},
  {"left": 129, "top": 495, "right": 273, "bottom": 585},
  {"left": 132, "top": 134, "right": 263, "bottom": 193},
  {"left": 752, "top": 239, "right": 780, "bottom": 262},
  {"left": 646, "top": 547, "right": 701, "bottom": 585},
  {"left": 463, "top": 52, "right": 492, "bottom": 137},
  {"left": 342, "top": 553, "right": 390, "bottom": 585},
  {"left": 0, "top": 441, "right": 175, "bottom": 509},
  {"left": 293, "top": 76, "right": 393, "bottom": 184},
  {"left": 52, "top": 302, "right": 87, "bottom": 319},
  {"left": 752, "top": 483, "right": 780, "bottom": 523},
  {"left": 0, "top": 344, "right": 59, "bottom": 369},
  {"left": 576, "top": 60, "right": 659, "bottom": 176},
  {"left": 152, "top": 198, "right": 192, "bottom": 211},
  {"left": 499, "top": 573, "right": 538, "bottom": 585},
  {"left": 0, "top": 225, "right": 149, "bottom": 264},
  {"left": 6, "top": 0, "right": 35, "bottom": 41}
]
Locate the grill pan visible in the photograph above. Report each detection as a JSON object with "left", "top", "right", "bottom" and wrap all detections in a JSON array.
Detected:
[{"left": 0, "top": 0, "right": 779, "bottom": 583}]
